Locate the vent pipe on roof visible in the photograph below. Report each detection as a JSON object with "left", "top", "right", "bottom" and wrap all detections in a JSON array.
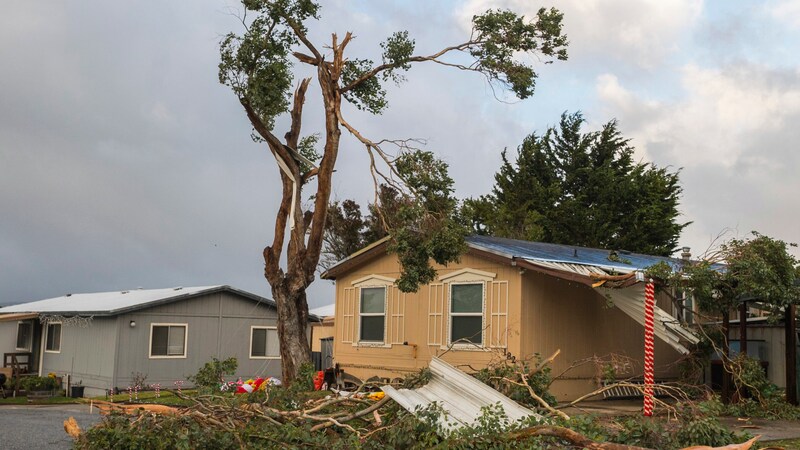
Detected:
[
  {"left": 681, "top": 247, "right": 691, "bottom": 261},
  {"left": 121, "top": 290, "right": 129, "bottom": 294},
  {"left": 174, "top": 287, "right": 183, "bottom": 291}
]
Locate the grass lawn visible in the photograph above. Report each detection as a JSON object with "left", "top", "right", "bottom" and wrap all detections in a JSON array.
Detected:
[
  {"left": 0, "top": 395, "right": 81, "bottom": 405},
  {"left": 90, "top": 389, "right": 197, "bottom": 407}
]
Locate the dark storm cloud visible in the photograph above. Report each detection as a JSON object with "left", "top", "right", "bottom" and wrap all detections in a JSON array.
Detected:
[{"left": 0, "top": 1, "right": 531, "bottom": 307}]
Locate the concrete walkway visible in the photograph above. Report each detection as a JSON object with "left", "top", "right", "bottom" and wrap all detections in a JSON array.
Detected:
[{"left": 561, "top": 399, "right": 800, "bottom": 443}]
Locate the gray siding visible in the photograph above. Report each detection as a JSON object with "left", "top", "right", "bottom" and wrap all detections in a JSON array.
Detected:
[
  {"left": 0, "top": 320, "right": 19, "bottom": 354},
  {"left": 40, "top": 317, "right": 118, "bottom": 397},
  {"left": 114, "top": 291, "right": 282, "bottom": 389}
]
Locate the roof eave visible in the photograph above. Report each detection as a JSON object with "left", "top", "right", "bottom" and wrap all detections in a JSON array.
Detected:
[
  {"left": 4, "top": 285, "right": 279, "bottom": 317},
  {"left": 321, "top": 237, "right": 391, "bottom": 280}
]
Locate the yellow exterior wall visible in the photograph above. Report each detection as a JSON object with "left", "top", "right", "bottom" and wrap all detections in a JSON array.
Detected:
[
  {"left": 331, "top": 251, "right": 684, "bottom": 401},
  {"left": 519, "top": 271, "right": 682, "bottom": 401},
  {"left": 311, "top": 323, "right": 334, "bottom": 352},
  {"left": 332, "top": 252, "right": 523, "bottom": 381}
]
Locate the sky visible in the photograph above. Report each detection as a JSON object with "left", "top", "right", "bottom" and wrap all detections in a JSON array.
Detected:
[{"left": 2, "top": 0, "right": 800, "bottom": 308}]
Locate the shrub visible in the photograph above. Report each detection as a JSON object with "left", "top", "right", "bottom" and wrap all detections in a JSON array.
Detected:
[
  {"left": 613, "top": 416, "right": 672, "bottom": 449},
  {"left": 674, "top": 416, "right": 749, "bottom": 448},
  {"left": 20, "top": 375, "right": 58, "bottom": 392},
  {"left": 473, "top": 353, "right": 557, "bottom": 409},
  {"left": 188, "top": 357, "right": 238, "bottom": 390}
]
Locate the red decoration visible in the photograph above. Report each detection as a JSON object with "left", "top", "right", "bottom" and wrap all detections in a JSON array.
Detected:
[
  {"left": 643, "top": 281, "right": 656, "bottom": 417},
  {"left": 313, "top": 371, "right": 325, "bottom": 391}
]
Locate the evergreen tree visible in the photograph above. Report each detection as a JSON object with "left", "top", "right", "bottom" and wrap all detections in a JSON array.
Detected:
[{"left": 465, "top": 112, "right": 688, "bottom": 256}]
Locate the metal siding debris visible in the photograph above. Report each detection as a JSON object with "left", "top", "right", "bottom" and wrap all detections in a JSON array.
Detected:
[
  {"left": 467, "top": 235, "right": 702, "bottom": 273},
  {"left": 599, "top": 285, "right": 699, "bottom": 355},
  {"left": 465, "top": 237, "right": 701, "bottom": 354},
  {"left": 382, "top": 356, "right": 539, "bottom": 432}
]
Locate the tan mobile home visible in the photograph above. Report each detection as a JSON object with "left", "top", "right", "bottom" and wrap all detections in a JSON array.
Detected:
[{"left": 322, "top": 236, "right": 698, "bottom": 401}]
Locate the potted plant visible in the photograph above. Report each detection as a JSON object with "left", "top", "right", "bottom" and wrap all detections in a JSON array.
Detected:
[{"left": 21, "top": 375, "right": 59, "bottom": 400}]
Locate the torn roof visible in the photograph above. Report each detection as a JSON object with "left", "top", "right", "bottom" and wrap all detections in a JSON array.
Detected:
[
  {"left": 467, "top": 235, "right": 686, "bottom": 274},
  {"left": 322, "top": 235, "right": 692, "bottom": 280},
  {"left": 0, "top": 285, "right": 278, "bottom": 317}
]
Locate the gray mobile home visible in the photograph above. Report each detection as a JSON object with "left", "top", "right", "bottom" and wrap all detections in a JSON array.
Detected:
[{"left": 0, "top": 285, "right": 305, "bottom": 396}]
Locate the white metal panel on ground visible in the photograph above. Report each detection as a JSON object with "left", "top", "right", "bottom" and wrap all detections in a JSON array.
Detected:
[
  {"left": 599, "top": 284, "right": 699, "bottom": 355},
  {"left": 0, "top": 286, "right": 221, "bottom": 315},
  {"left": 382, "top": 356, "right": 539, "bottom": 432}
]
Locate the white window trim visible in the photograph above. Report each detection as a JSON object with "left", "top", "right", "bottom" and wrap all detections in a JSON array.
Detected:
[
  {"left": 148, "top": 323, "right": 188, "bottom": 359},
  {"left": 439, "top": 268, "right": 496, "bottom": 283},
  {"left": 352, "top": 274, "right": 396, "bottom": 287},
  {"left": 446, "top": 281, "right": 486, "bottom": 349},
  {"left": 15, "top": 321, "right": 32, "bottom": 351},
  {"left": 249, "top": 325, "right": 280, "bottom": 360},
  {"left": 357, "top": 285, "right": 389, "bottom": 347},
  {"left": 44, "top": 322, "right": 62, "bottom": 354}
]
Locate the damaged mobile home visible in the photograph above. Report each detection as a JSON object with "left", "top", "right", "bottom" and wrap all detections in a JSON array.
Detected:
[{"left": 322, "top": 235, "right": 698, "bottom": 401}]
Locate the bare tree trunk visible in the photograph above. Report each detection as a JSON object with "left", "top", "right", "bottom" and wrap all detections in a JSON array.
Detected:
[{"left": 272, "top": 285, "right": 312, "bottom": 383}]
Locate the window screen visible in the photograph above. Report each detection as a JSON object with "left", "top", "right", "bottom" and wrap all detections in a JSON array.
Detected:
[
  {"left": 45, "top": 323, "right": 61, "bottom": 352},
  {"left": 16, "top": 322, "right": 32, "bottom": 350},
  {"left": 151, "top": 325, "right": 186, "bottom": 356},
  {"left": 251, "top": 327, "right": 280, "bottom": 358},
  {"left": 359, "top": 287, "right": 385, "bottom": 342},
  {"left": 450, "top": 283, "right": 483, "bottom": 345}
]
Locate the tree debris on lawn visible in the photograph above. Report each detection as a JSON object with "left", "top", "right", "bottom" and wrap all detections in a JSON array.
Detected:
[{"left": 66, "top": 351, "right": 763, "bottom": 449}]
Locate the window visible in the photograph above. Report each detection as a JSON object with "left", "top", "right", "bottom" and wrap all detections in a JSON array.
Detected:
[
  {"left": 359, "top": 287, "right": 385, "bottom": 342},
  {"left": 674, "top": 289, "right": 694, "bottom": 325},
  {"left": 683, "top": 295, "right": 694, "bottom": 325},
  {"left": 16, "top": 321, "right": 32, "bottom": 350},
  {"left": 250, "top": 326, "right": 280, "bottom": 358},
  {"left": 450, "top": 283, "right": 483, "bottom": 345},
  {"left": 45, "top": 323, "right": 62, "bottom": 353},
  {"left": 149, "top": 324, "right": 187, "bottom": 358}
]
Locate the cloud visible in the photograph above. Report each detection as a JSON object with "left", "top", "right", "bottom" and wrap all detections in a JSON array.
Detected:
[
  {"left": 769, "top": 0, "right": 800, "bottom": 29},
  {"left": 458, "top": 0, "right": 703, "bottom": 69},
  {"left": 595, "top": 64, "right": 800, "bottom": 253}
]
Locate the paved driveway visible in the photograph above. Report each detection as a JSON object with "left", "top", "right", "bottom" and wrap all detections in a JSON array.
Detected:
[{"left": 0, "top": 404, "right": 101, "bottom": 449}]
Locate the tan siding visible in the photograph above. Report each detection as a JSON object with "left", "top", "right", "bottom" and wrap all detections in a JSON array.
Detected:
[
  {"left": 387, "top": 286, "right": 406, "bottom": 345},
  {"left": 333, "top": 251, "right": 524, "bottom": 381},
  {"left": 519, "top": 271, "right": 682, "bottom": 401},
  {"left": 331, "top": 251, "right": 686, "bottom": 401},
  {"left": 311, "top": 323, "right": 335, "bottom": 352}
]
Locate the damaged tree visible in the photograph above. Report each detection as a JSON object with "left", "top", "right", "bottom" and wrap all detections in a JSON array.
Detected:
[
  {"left": 219, "top": 0, "right": 568, "bottom": 382},
  {"left": 648, "top": 232, "right": 800, "bottom": 405}
]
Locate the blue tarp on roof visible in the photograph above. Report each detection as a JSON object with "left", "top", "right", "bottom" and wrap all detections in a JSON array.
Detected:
[{"left": 466, "top": 235, "right": 686, "bottom": 273}]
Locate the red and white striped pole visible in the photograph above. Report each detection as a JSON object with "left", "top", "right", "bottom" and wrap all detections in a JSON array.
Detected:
[{"left": 643, "top": 280, "right": 656, "bottom": 417}]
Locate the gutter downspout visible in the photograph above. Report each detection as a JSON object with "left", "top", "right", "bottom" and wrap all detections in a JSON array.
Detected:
[{"left": 38, "top": 321, "right": 46, "bottom": 376}]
